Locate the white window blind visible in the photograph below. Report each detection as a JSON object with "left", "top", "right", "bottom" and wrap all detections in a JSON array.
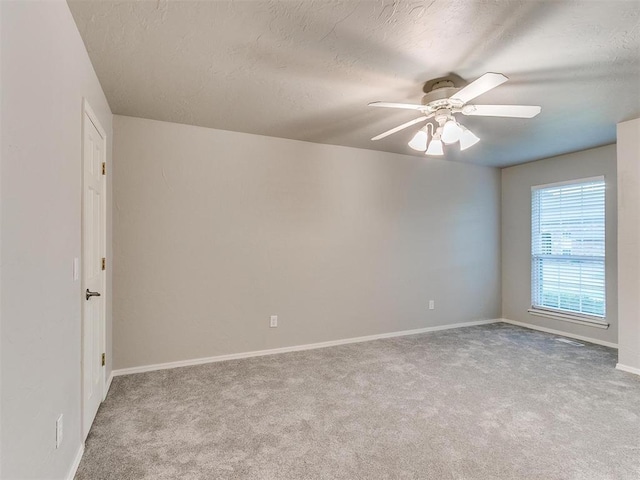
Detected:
[{"left": 531, "top": 177, "right": 606, "bottom": 319}]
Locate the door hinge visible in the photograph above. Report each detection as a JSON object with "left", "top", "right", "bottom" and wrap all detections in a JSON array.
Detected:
[
  {"left": 102, "top": 162, "right": 106, "bottom": 175},
  {"left": 101, "top": 353, "right": 106, "bottom": 366},
  {"left": 102, "top": 257, "right": 106, "bottom": 271}
]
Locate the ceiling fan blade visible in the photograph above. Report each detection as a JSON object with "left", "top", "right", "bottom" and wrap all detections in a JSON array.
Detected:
[
  {"left": 450, "top": 73, "right": 508, "bottom": 104},
  {"left": 368, "top": 101, "right": 425, "bottom": 110},
  {"left": 462, "top": 105, "right": 541, "bottom": 118},
  {"left": 371, "top": 116, "right": 429, "bottom": 141}
]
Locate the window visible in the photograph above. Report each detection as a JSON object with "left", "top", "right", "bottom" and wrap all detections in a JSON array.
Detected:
[{"left": 531, "top": 177, "right": 606, "bottom": 325}]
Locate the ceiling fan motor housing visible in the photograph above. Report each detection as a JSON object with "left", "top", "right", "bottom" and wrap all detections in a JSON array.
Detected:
[{"left": 422, "top": 82, "right": 462, "bottom": 109}]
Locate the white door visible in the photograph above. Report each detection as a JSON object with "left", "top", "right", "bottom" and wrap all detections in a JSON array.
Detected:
[{"left": 82, "top": 105, "right": 105, "bottom": 440}]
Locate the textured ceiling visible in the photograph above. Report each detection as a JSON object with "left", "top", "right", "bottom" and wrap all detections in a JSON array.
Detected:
[{"left": 68, "top": 0, "right": 640, "bottom": 167}]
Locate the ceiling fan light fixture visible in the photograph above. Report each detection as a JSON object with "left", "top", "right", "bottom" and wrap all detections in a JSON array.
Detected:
[
  {"left": 459, "top": 126, "right": 480, "bottom": 151},
  {"left": 425, "top": 137, "right": 444, "bottom": 156},
  {"left": 441, "top": 119, "right": 463, "bottom": 144},
  {"left": 408, "top": 128, "right": 429, "bottom": 151}
]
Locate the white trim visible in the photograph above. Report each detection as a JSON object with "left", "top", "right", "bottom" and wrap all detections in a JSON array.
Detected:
[
  {"left": 104, "top": 371, "right": 114, "bottom": 400},
  {"left": 616, "top": 363, "right": 640, "bottom": 376},
  {"left": 531, "top": 175, "right": 605, "bottom": 191},
  {"left": 65, "top": 443, "right": 84, "bottom": 480},
  {"left": 81, "top": 98, "right": 108, "bottom": 439},
  {"left": 500, "top": 318, "right": 617, "bottom": 349},
  {"left": 82, "top": 98, "right": 107, "bottom": 139},
  {"left": 113, "top": 319, "right": 501, "bottom": 377},
  {"left": 527, "top": 308, "right": 609, "bottom": 329}
]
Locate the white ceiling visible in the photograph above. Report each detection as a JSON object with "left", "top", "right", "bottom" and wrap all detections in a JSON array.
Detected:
[{"left": 68, "top": 0, "right": 640, "bottom": 167}]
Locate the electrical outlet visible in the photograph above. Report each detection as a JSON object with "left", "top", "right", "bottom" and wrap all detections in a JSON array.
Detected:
[
  {"left": 270, "top": 315, "right": 278, "bottom": 328},
  {"left": 429, "top": 300, "right": 435, "bottom": 310},
  {"left": 56, "top": 414, "right": 63, "bottom": 449}
]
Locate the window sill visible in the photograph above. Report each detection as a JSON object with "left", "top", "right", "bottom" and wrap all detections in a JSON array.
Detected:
[{"left": 527, "top": 308, "right": 609, "bottom": 329}]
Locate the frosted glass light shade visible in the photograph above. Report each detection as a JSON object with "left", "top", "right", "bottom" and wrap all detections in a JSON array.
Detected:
[
  {"left": 459, "top": 127, "right": 480, "bottom": 150},
  {"left": 408, "top": 129, "right": 428, "bottom": 151},
  {"left": 425, "top": 138, "right": 444, "bottom": 156},
  {"left": 441, "top": 120, "right": 463, "bottom": 144}
]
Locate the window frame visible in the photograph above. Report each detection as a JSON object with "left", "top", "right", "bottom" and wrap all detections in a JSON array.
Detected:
[{"left": 529, "top": 176, "right": 608, "bottom": 329}]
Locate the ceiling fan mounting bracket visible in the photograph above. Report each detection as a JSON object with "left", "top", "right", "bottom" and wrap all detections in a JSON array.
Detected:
[
  {"left": 431, "top": 80, "right": 455, "bottom": 90},
  {"left": 422, "top": 73, "right": 467, "bottom": 93}
]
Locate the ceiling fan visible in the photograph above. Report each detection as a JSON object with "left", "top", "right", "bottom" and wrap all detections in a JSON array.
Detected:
[{"left": 369, "top": 72, "right": 541, "bottom": 155}]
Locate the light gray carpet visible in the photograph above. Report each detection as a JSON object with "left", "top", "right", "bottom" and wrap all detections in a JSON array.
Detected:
[{"left": 75, "top": 323, "right": 640, "bottom": 480}]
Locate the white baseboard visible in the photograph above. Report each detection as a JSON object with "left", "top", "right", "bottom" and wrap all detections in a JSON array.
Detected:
[
  {"left": 500, "top": 318, "right": 618, "bottom": 349},
  {"left": 616, "top": 363, "right": 640, "bottom": 376},
  {"left": 66, "top": 443, "right": 84, "bottom": 480},
  {"left": 113, "top": 318, "right": 501, "bottom": 377}
]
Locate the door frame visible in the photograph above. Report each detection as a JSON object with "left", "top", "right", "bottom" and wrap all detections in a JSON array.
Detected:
[{"left": 80, "top": 98, "right": 107, "bottom": 438}]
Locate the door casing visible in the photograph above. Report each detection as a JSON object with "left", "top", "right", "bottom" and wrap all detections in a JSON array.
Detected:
[{"left": 81, "top": 98, "right": 107, "bottom": 440}]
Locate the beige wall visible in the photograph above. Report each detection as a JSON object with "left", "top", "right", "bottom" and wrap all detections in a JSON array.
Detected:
[
  {"left": 1, "top": 1, "right": 112, "bottom": 478},
  {"left": 113, "top": 115, "right": 501, "bottom": 370},
  {"left": 501, "top": 145, "right": 617, "bottom": 345},
  {"left": 617, "top": 117, "right": 640, "bottom": 372}
]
